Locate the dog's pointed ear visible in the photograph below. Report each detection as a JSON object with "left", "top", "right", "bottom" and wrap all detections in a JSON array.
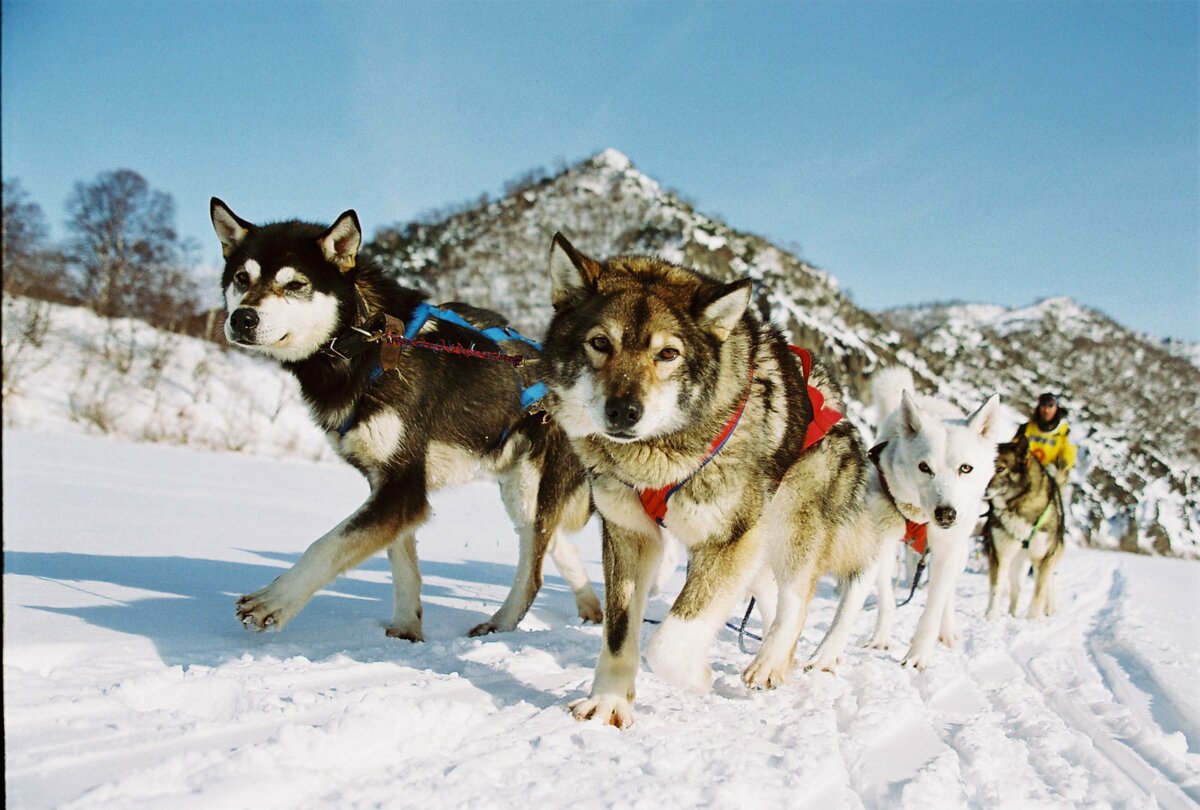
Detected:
[
  {"left": 211, "top": 198, "right": 253, "bottom": 258},
  {"left": 1015, "top": 433, "right": 1031, "bottom": 459},
  {"left": 550, "top": 232, "right": 601, "bottom": 307},
  {"left": 898, "top": 389, "right": 924, "bottom": 438},
  {"left": 967, "top": 393, "right": 1002, "bottom": 441},
  {"left": 697, "top": 278, "right": 752, "bottom": 342},
  {"left": 318, "top": 210, "right": 362, "bottom": 272}
]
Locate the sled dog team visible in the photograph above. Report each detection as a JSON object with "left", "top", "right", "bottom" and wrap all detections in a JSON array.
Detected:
[{"left": 212, "top": 201, "right": 1066, "bottom": 728}]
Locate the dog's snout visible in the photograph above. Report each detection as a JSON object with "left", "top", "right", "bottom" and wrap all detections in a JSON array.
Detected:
[
  {"left": 934, "top": 505, "right": 957, "bottom": 527},
  {"left": 604, "top": 396, "right": 643, "bottom": 432},
  {"left": 230, "top": 307, "right": 259, "bottom": 336}
]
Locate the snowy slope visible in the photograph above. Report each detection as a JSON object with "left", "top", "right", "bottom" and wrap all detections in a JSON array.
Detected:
[
  {"left": 5, "top": 431, "right": 1199, "bottom": 809},
  {"left": 2, "top": 295, "right": 333, "bottom": 462}
]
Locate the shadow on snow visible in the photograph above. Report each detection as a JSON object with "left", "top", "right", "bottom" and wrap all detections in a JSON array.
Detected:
[{"left": 5, "top": 549, "right": 603, "bottom": 710}]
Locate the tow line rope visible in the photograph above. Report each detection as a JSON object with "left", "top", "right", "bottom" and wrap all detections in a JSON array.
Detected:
[{"left": 1022, "top": 500, "right": 1056, "bottom": 549}]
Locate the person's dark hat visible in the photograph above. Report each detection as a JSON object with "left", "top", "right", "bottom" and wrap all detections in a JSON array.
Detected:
[{"left": 1037, "top": 393, "right": 1058, "bottom": 407}]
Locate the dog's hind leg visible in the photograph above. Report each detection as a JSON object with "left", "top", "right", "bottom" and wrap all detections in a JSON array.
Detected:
[
  {"left": 471, "top": 459, "right": 548, "bottom": 636},
  {"left": 237, "top": 467, "right": 429, "bottom": 633},
  {"left": 805, "top": 567, "right": 873, "bottom": 673},
  {"left": 385, "top": 529, "right": 423, "bottom": 641},
  {"left": 867, "top": 546, "right": 896, "bottom": 649},
  {"left": 985, "top": 545, "right": 1005, "bottom": 619},
  {"left": 571, "top": 522, "right": 662, "bottom": 728},
  {"left": 1007, "top": 550, "right": 1026, "bottom": 616},
  {"left": 546, "top": 484, "right": 602, "bottom": 623},
  {"left": 1027, "top": 551, "right": 1058, "bottom": 619},
  {"left": 748, "top": 565, "right": 778, "bottom": 631},
  {"left": 743, "top": 560, "right": 818, "bottom": 689},
  {"left": 547, "top": 531, "right": 603, "bottom": 623}
]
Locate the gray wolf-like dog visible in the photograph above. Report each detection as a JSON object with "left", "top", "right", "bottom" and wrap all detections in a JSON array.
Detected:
[
  {"left": 541, "top": 234, "right": 875, "bottom": 727},
  {"left": 984, "top": 435, "right": 1065, "bottom": 619}
]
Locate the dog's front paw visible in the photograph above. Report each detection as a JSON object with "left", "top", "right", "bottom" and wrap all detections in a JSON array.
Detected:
[
  {"left": 569, "top": 694, "right": 634, "bottom": 729},
  {"left": 575, "top": 591, "right": 603, "bottom": 624},
  {"left": 237, "top": 579, "right": 303, "bottom": 631},
  {"left": 938, "top": 619, "right": 961, "bottom": 649},
  {"left": 865, "top": 633, "right": 891, "bottom": 651},
  {"left": 901, "top": 643, "right": 934, "bottom": 670},
  {"left": 648, "top": 619, "right": 710, "bottom": 696},
  {"left": 466, "top": 619, "right": 514, "bottom": 638},
  {"left": 802, "top": 649, "right": 842, "bottom": 674},
  {"left": 385, "top": 624, "right": 424, "bottom": 642},
  {"left": 742, "top": 653, "right": 789, "bottom": 689}
]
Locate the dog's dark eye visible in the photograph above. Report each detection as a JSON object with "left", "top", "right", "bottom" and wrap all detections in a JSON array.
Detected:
[
  {"left": 588, "top": 335, "right": 612, "bottom": 354},
  {"left": 995, "top": 465, "right": 1006, "bottom": 474},
  {"left": 918, "top": 462, "right": 933, "bottom": 475},
  {"left": 285, "top": 280, "right": 307, "bottom": 292},
  {"left": 959, "top": 464, "right": 974, "bottom": 475},
  {"left": 233, "top": 271, "right": 250, "bottom": 288},
  {"left": 657, "top": 347, "right": 680, "bottom": 362}
]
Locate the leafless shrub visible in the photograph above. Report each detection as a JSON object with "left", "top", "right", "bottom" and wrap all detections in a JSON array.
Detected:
[
  {"left": 68, "top": 378, "right": 116, "bottom": 433},
  {"left": 1, "top": 297, "right": 54, "bottom": 401}
]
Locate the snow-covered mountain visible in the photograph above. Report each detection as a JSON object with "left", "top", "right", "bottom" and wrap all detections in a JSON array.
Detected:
[
  {"left": 366, "top": 150, "right": 1200, "bottom": 558},
  {"left": 879, "top": 298, "right": 1200, "bottom": 557}
]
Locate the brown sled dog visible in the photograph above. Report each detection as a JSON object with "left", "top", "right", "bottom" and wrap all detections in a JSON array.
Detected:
[
  {"left": 984, "top": 436, "right": 1066, "bottom": 619},
  {"left": 540, "top": 234, "right": 871, "bottom": 727}
]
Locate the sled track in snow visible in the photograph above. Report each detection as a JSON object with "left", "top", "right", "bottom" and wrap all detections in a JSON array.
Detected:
[{"left": 1009, "top": 567, "right": 1198, "bottom": 809}]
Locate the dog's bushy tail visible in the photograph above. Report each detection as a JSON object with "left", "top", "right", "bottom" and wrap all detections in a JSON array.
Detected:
[{"left": 871, "top": 366, "right": 916, "bottom": 418}]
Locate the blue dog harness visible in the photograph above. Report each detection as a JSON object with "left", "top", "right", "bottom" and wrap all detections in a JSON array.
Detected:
[{"left": 333, "top": 302, "right": 546, "bottom": 437}]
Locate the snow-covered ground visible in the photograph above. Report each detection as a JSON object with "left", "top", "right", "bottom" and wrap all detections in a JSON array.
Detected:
[{"left": 5, "top": 430, "right": 1199, "bottom": 809}]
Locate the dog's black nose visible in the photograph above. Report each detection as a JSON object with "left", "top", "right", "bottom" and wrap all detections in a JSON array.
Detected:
[
  {"left": 230, "top": 308, "right": 259, "bottom": 336},
  {"left": 934, "top": 505, "right": 957, "bottom": 527},
  {"left": 604, "top": 396, "right": 643, "bottom": 432}
]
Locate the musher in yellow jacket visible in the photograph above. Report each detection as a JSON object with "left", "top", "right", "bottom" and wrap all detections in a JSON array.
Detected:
[{"left": 1016, "top": 393, "right": 1076, "bottom": 495}]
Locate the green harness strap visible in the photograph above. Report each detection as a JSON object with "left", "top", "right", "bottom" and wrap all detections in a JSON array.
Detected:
[{"left": 1022, "top": 502, "right": 1055, "bottom": 549}]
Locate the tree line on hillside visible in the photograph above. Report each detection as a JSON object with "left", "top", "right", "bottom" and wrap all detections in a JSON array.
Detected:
[{"left": 2, "top": 171, "right": 209, "bottom": 334}]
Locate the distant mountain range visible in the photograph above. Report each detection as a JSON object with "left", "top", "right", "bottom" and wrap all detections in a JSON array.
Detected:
[{"left": 365, "top": 149, "right": 1200, "bottom": 558}]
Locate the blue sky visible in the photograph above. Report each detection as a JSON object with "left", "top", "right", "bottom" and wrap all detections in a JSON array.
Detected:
[{"left": 3, "top": 0, "right": 1197, "bottom": 341}]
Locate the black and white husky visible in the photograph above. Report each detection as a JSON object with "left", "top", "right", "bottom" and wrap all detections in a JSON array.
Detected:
[{"left": 210, "top": 199, "right": 600, "bottom": 640}]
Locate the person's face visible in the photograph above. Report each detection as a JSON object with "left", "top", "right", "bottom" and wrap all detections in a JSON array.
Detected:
[{"left": 1038, "top": 402, "right": 1057, "bottom": 421}]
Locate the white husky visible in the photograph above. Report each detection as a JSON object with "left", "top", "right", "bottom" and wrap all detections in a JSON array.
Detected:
[{"left": 805, "top": 368, "right": 1001, "bottom": 671}]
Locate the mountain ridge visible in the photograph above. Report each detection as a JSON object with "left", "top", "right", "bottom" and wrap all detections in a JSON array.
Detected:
[{"left": 363, "top": 150, "right": 1199, "bottom": 556}]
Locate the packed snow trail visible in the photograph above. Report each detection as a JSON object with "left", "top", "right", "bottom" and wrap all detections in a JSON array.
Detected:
[{"left": 4, "top": 431, "right": 1198, "bottom": 808}]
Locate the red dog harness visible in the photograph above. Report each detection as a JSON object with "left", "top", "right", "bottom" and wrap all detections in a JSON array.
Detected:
[
  {"left": 789, "top": 346, "right": 844, "bottom": 453},
  {"left": 638, "top": 346, "right": 843, "bottom": 528}
]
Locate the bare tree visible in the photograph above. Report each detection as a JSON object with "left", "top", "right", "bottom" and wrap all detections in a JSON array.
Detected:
[
  {"left": 2, "top": 178, "right": 70, "bottom": 301},
  {"left": 64, "top": 169, "right": 200, "bottom": 328}
]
